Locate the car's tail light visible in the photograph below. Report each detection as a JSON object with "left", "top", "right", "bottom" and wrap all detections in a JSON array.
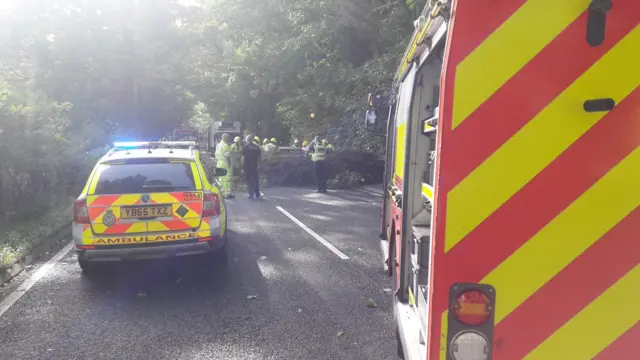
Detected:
[
  {"left": 202, "top": 194, "right": 220, "bottom": 217},
  {"left": 74, "top": 199, "right": 90, "bottom": 224},
  {"left": 453, "top": 290, "right": 492, "bottom": 326}
]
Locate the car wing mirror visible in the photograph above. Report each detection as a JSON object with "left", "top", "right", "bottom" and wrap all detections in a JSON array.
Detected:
[{"left": 212, "top": 167, "right": 227, "bottom": 177}]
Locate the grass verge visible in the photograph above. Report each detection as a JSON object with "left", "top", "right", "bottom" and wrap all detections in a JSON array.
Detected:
[{"left": 0, "top": 196, "right": 75, "bottom": 269}]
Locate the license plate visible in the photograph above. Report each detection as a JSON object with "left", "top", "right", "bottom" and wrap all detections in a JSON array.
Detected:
[{"left": 121, "top": 205, "right": 172, "bottom": 219}]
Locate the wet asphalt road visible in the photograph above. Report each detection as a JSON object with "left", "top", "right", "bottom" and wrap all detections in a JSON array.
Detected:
[{"left": 0, "top": 186, "right": 395, "bottom": 360}]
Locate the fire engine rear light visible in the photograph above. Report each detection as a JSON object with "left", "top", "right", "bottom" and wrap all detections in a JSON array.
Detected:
[
  {"left": 76, "top": 245, "right": 95, "bottom": 250},
  {"left": 202, "top": 194, "right": 220, "bottom": 217},
  {"left": 74, "top": 199, "right": 90, "bottom": 224},
  {"left": 453, "top": 290, "right": 492, "bottom": 326},
  {"left": 198, "top": 236, "right": 214, "bottom": 242},
  {"left": 450, "top": 331, "right": 489, "bottom": 360}
]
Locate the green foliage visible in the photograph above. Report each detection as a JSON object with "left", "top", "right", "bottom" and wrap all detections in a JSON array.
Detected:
[
  {"left": 0, "top": 196, "right": 74, "bottom": 268},
  {"left": 187, "top": 102, "right": 215, "bottom": 132},
  {"left": 0, "top": 0, "right": 420, "bottom": 230},
  {"left": 184, "top": 0, "right": 419, "bottom": 147}
]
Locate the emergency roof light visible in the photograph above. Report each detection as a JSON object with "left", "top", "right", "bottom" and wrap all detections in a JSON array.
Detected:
[
  {"left": 111, "top": 141, "right": 198, "bottom": 156},
  {"left": 113, "top": 141, "right": 197, "bottom": 148}
]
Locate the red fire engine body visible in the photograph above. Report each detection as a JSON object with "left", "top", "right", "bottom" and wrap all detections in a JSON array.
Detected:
[{"left": 368, "top": 1, "right": 639, "bottom": 359}]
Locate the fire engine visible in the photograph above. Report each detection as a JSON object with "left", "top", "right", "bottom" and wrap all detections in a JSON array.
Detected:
[
  {"left": 207, "top": 120, "right": 243, "bottom": 154},
  {"left": 366, "top": 1, "right": 638, "bottom": 359},
  {"left": 172, "top": 127, "right": 200, "bottom": 144}
]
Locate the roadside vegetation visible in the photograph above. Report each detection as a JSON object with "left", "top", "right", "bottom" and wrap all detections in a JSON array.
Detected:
[{"left": 0, "top": 0, "right": 423, "bottom": 266}]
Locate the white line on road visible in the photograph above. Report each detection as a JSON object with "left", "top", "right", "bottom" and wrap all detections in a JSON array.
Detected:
[
  {"left": 275, "top": 206, "right": 350, "bottom": 260},
  {"left": 0, "top": 242, "right": 73, "bottom": 318},
  {"left": 359, "top": 188, "right": 383, "bottom": 197}
]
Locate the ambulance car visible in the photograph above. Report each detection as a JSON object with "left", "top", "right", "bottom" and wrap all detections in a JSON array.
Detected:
[{"left": 72, "top": 141, "right": 229, "bottom": 274}]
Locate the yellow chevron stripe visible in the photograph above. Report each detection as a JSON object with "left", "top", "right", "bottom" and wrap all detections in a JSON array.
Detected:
[
  {"left": 85, "top": 195, "right": 102, "bottom": 207},
  {"left": 445, "top": 27, "right": 640, "bottom": 252},
  {"left": 184, "top": 218, "right": 201, "bottom": 228},
  {"left": 91, "top": 224, "right": 108, "bottom": 233},
  {"left": 147, "top": 221, "right": 169, "bottom": 232},
  {"left": 524, "top": 266, "right": 640, "bottom": 359},
  {"left": 151, "top": 193, "right": 179, "bottom": 204},
  {"left": 199, "top": 220, "right": 210, "bottom": 230},
  {"left": 484, "top": 145, "right": 640, "bottom": 323},
  {"left": 125, "top": 222, "right": 146, "bottom": 233},
  {"left": 112, "top": 194, "right": 139, "bottom": 206},
  {"left": 451, "top": 0, "right": 589, "bottom": 129},
  {"left": 82, "top": 225, "right": 92, "bottom": 238}
]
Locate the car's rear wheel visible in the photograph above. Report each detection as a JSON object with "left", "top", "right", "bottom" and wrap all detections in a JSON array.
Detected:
[
  {"left": 212, "top": 234, "right": 228, "bottom": 262},
  {"left": 78, "top": 260, "right": 105, "bottom": 277}
]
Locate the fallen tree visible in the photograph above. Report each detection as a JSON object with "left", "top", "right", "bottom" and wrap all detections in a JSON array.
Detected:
[{"left": 262, "top": 150, "right": 384, "bottom": 189}]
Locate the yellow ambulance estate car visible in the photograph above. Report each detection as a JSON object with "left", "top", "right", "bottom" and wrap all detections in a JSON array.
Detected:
[{"left": 72, "top": 141, "right": 228, "bottom": 274}]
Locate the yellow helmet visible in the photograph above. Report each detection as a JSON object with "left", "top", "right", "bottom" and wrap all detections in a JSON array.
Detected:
[
  {"left": 234, "top": 136, "right": 241, "bottom": 143},
  {"left": 322, "top": 139, "right": 328, "bottom": 145},
  {"left": 263, "top": 138, "right": 270, "bottom": 145},
  {"left": 254, "top": 136, "right": 261, "bottom": 143},
  {"left": 270, "top": 138, "right": 277, "bottom": 143},
  {"left": 302, "top": 140, "right": 309, "bottom": 147}
]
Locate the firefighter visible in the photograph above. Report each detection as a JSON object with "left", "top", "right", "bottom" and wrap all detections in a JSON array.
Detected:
[
  {"left": 262, "top": 138, "right": 277, "bottom": 160},
  {"left": 229, "top": 136, "right": 243, "bottom": 192},
  {"left": 301, "top": 140, "right": 310, "bottom": 159},
  {"left": 292, "top": 139, "right": 300, "bottom": 148},
  {"left": 308, "top": 136, "right": 328, "bottom": 193},
  {"left": 215, "top": 133, "right": 235, "bottom": 198},
  {"left": 322, "top": 139, "right": 334, "bottom": 152}
]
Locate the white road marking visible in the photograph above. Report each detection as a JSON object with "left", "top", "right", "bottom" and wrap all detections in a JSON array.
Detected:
[
  {"left": 0, "top": 242, "right": 73, "bottom": 318},
  {"left": 359, "top": 188, "right": 383, "bottom": 197},
  {"left": 275, "top": 206, "right": 350, "bottom": 260}
]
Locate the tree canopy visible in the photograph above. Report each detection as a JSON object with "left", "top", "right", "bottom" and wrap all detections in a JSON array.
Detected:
[{"left": 0, "top": 0, "right": 424, "bottom": 220}]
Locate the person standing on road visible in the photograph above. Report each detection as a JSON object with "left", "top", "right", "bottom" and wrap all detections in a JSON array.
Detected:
[
  {"left": 216, "top": 133, "right": 235, "bottom": 199},
  {"left": 229, "top": 136, "right": 243, "bottom": 193},
  {"left": 262, "top": 138, "right": 277, "bottom": 161},
  {"left": 308, "top": 136, "right": 328, "bottom": 193},
  {"left": 243, "top": 134, "right": 262, "bottom": 199},
  {"left": 270, "top": 138, "right": 279, "bottom": 152},
  {"left": 322, "top": 139, "right": 334, "bottom": 152}
]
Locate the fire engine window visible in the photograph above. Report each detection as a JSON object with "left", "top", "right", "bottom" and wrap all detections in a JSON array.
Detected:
[
  {"left": 424, "top": 132, "right": 437, "bottom": 186},
  {"left": 93, "top": 162, "right": 196, "bottom": 195}
]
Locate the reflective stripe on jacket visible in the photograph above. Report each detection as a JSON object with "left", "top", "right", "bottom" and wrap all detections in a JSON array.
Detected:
[{"left": 311, "top": 145, "right": 326, "bottom": 162}]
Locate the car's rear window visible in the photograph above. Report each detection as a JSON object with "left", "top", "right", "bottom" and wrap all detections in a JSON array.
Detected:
[{"left": 93, "top": 161, "right": 196, "bottom": 195}]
